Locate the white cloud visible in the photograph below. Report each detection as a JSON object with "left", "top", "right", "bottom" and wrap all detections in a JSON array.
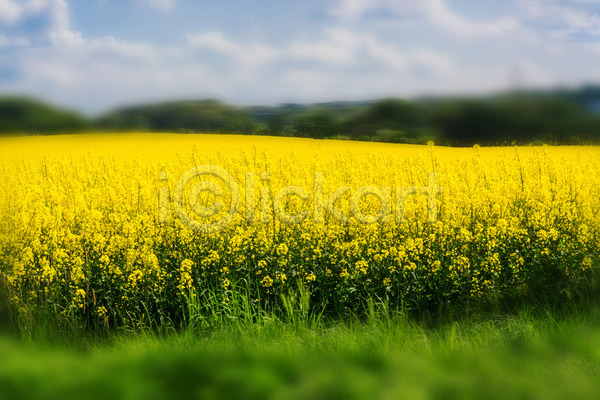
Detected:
[
  {"left": 521, "top": 0, "right": 600, "bottom": 34},
  {"left": 187, "top": 31, "right": 238, "bottom": 53},
  {"left": 330, "top": 0, "right": 519, "bottom": 37},
  {"left": 589, "top": 43, "right": 600, "bottom": 54},
  {"left": 142, "top": 0, "right": 175, "bottom": 11},
  {"left": 362, "top": 37, "right": 408, "bottom": 70},
  {"left": 328, "top": 0, "right": 378, "bottom": 20},
  {"left": 88, "top": 36, "right": 157, "bottom": 59},
  {"left": 0, "top": 0, "right": 83, "bottom": 45},
  {"left": 188, "top": 32, "right": 280, "bottom": 68},
  {"left": 421, "top": 0, "right": 519, "bottom": 37},
  {"left": 287, "top": 28, "right": 456, "bottom": 76},
  {"left": 45, "top": 0, "right": 84, "bottom": 45},
  {"left": 0, "top": 33, "right": 29, "bottom": 47},
  {"left": 280, "top": 69, "right": 330, "bottom": 87},
  {"left": 289, "top": 28, "right": 361, "bottom": 65},
  {"left": 9, "top": 39, "right": 221, "bottom": 112},
  {"left": 0, "top": 0, "right": 23, "bottom": 23}
]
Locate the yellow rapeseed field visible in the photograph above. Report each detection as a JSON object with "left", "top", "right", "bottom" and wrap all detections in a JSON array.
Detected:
[{"left": 1, "top": 133, "right": 599, "bottom": 328}]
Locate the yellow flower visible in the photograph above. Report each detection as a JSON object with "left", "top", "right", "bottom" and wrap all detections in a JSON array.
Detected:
[
  {"left": 355, "top": 260, "right": 369, "bottom": 275},
  {"left": 261, "top": 275, "right": 273, "bottom": 288},
  {"left": 73, "top": 288, "right": 86, "bottom": 309}
]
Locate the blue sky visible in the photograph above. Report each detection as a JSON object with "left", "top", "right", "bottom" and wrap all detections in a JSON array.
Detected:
[{"left": 0, "top": 0, "right": 599, "bottom": 114}]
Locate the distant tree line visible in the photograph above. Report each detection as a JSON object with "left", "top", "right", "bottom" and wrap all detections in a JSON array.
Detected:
[
  {"left": 1, "top": 87, "right": 600, "bottom": 146},
  {"left": 0, "top": 97, "right": 87, "bottom": 135},
  {"left": 263, "top": 95, "right": 600, "bottom": 146},
  {"left": 96, "top": 100, "right": 256, "bottom": 135}
]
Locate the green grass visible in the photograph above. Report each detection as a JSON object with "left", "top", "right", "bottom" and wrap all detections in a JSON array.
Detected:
[{"left": 1, "top": 307, "right": 600, "bottom": 399}]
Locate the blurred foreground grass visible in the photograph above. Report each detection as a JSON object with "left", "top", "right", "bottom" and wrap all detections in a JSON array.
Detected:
[{"left": 1, "top": 310, "right": 600, "bottom": 399}]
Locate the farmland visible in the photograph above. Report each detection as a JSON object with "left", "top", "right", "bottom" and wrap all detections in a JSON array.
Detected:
[{"left": 0, "top": 134, "right": 599, "bottom": 398}]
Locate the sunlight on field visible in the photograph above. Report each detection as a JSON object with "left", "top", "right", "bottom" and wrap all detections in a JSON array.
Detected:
[
  {"left": 0, "top": 134, "right": 599, "bottom": 330},
  {"left": 0, "top": 133, "right": 427, "bottom": 161},
  {"left": 2, "top": 132, "right": 598, "bottom": 161}
]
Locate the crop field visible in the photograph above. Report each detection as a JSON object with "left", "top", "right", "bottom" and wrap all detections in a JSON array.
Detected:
[
  {"left": 0, "top": 134, "right": 599, "bottom": 331},
  {"left": 1, "top": 134, "right": 600, "bottom": 399}
]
